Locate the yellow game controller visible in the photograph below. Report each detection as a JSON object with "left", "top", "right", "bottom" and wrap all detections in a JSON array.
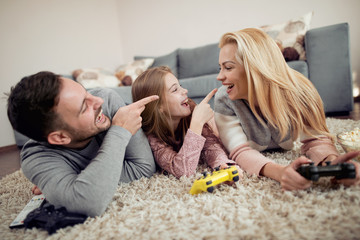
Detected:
[{"left": 189, "top": 166, "right": 240, "bottom": 195}]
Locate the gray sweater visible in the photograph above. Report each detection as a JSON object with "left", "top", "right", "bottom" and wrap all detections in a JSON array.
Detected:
[{"left": 21, "top": 88, "right": 156, "bottom": 217}]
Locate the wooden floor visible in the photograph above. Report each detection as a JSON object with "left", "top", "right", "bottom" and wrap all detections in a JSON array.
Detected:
[{"left": 1, "top": 101, "right": 359, "bottom": 179}]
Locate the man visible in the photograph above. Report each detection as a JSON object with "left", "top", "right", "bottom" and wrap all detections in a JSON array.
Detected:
[{"left": 7, "top": 71, "right": 159, "bottom": 217}]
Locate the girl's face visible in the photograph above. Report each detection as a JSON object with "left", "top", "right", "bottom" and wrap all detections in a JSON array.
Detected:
[
  {"left": 217, "top": 43, "right": 248, "bottom": 100},
  {"left": 161, "top": 72, "right": 191, "bottom": 128}
]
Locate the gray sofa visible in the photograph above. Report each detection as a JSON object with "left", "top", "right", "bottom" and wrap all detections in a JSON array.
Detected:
[{"left": 13, "top": 23, "right": 353, "bottom": 146}]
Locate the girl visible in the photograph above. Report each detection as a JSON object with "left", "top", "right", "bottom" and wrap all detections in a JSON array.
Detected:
[
  {"left": 215, "top": 28, "right": 359, "bottom": 190},
  {"left": 132, "top": 66, "right": 240, "bottom": 178}
]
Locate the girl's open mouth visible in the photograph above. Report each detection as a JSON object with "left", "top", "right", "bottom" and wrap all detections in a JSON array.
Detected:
[{"left": 181, "top": 99, "right": 189, "bottom": 107}]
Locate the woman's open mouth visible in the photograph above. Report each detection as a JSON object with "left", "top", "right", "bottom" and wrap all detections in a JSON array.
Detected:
[{"left": 226, "top": 84, "right": 234, "bottom": 93}]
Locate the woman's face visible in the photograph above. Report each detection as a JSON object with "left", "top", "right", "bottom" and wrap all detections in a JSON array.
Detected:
[
  {"left": 217, "top": 43, "right": 248, "bottom": 100},
  {"left": 161, "top": 72, "right": 191, "bottom": 128}
]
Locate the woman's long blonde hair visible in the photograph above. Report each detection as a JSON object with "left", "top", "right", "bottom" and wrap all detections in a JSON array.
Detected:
[
  {"left": 132, "top": 66, "right": 193, "bottom": 150},
  {"left": 219, "top": 28, "right": 331, "bottom": 140}
]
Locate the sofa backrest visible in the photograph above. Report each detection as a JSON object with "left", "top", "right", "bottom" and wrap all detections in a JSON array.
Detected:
[{"left": 177, "top": 43, "right": 219, "bottom": 79}]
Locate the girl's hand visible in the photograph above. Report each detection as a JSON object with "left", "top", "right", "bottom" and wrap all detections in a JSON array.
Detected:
[
  {"left": 328, "top": 151, "right": 360, "bottom": 186},
  {"left": 218, "top": 164, "right": 244, "bottom": 185},
  {"left": 190, "top": 89, "right": 217, "bottom": 135},
  {"left": 280, "top": 156, "right": 312, "bottom": 191}
]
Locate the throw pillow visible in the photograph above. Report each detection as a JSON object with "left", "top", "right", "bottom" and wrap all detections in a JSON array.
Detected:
[
  {"left": 115, "top": 58, "right": 154, "bottom": 85},
  {"left": 260, "top": 11, "right": 313, "bottom": 61},
  {"left": 73, "top": 68, "right": 121, "bottom": 89}
]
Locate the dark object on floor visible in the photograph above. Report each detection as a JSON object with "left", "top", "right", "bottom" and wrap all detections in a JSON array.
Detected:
[
  {"left": 296, "top": 161, "right": 356, "bottom": 181},
  {"left": 23, "top": 202, "right": 88, "bottom": 234}
]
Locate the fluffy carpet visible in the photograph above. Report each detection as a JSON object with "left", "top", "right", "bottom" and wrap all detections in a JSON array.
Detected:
[{"left": 1, "top": 118, "right": 360, "bottom": 240}]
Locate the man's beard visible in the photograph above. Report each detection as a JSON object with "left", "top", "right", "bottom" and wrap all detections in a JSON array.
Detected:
[{"left": 66, "top": 125, "right": 109, "bottom": 147}]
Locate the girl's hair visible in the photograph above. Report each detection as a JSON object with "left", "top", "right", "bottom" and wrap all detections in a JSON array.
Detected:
[
  {"left": 219, "top": 28, "right": 331, "bottom": 140},
  {"left": 132, "top": 66, "right": 193, "bottom": 150}
]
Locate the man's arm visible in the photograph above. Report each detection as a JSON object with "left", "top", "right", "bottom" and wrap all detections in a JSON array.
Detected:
[
  {"left": 119, "top": 129, "right": 156, "bottom": 182},
  {"left": 21, "top": 126, "right": 132, "bottom": 217},
  {"left": 22, "top": 89, "right": 157, "bottom": 217}
]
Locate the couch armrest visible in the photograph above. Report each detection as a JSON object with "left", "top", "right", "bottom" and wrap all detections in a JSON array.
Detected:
[{"left": 305, "top": 23, "right": 353, "bottom": 113}]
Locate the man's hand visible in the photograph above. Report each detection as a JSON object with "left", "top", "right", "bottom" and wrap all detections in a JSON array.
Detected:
[
  {"left": 32, "top": 185, "right": 42, "bottom": 195},
  {"left": 112, "top": 95, "right": 159, "bottom": 135},
  {"left": 280, "top": 156, "right": 312, "bottom": 191}
]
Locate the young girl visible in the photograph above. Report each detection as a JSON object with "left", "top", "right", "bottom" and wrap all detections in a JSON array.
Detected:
[
  {"left": 215, "top": 28, "right": 359, "bottom": 190},
  {"left": 132, "top": 66, "right": 240, "bottom": 178}
]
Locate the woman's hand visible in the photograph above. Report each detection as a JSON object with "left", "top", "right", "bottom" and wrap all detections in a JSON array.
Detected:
[
  {"left": 280, "top": 156, "right": 312, "bottom": 191},
  {"left": 328, "top": 151, "right": 360, "bottom": 186}
]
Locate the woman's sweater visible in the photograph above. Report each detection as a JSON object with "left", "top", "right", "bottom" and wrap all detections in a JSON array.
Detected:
[{"left": 214, "top": 86, "right": 339, "bottom": 175}]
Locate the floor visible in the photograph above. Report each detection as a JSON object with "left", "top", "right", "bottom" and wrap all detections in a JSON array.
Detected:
[{"left": 1, "top": 101, "right": 359, "bottom": 179}]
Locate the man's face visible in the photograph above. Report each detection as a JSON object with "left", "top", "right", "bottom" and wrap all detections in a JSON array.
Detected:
[{"left": 55, "top": 77, "right": 111, "bottom": 145}]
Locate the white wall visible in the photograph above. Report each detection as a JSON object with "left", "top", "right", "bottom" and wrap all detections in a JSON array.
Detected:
[
  {"left": 0, "top": 0, "right": 123, "bottom": 147},
  {"left": 1, "top": 0, "right": 359, "bottom": 147}
]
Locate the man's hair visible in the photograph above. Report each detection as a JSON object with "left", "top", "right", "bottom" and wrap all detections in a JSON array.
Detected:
[{"left": 7, "top": 71, "right": 64, "bottom": 142}]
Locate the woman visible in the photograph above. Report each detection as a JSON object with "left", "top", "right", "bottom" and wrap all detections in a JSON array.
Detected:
[
  {"left": 214, "top": 28, "right": 359, "bottom": 190},
  {"left": 132, "top": 66, "right": 240, "bottom": 178}
]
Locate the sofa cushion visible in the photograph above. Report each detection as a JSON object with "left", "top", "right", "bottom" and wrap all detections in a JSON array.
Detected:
[
  {"left": 178, "top": 43, "right": 219, "bottom": 79},
  {"left": 287, "top": 61, "right": 308, "bottom": 78},
  {"left": 134, "top": 49, "right": 178, "bottom": 77},
  {"left": 260, "top": 11, "right": 313, "bottom": 61}
]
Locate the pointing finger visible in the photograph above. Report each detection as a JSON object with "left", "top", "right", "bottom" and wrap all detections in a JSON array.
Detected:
[
  {"left": 200, "top": 88, "right": 217, "bottom": 104},
  {"left": 132, "top": 95, "right": 159, "bottom": 108}
]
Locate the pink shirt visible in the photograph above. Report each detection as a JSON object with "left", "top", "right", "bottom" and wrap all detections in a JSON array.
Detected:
[{"left": 148, "top": 126, "right": 235, "bottom": 178}]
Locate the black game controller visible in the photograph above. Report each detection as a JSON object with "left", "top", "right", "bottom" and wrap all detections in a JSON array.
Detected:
[
  {"left": 23, "top": 202, "right": 88, "bottom": 234},
  {"left": 296, "top": 161, "right": 356, "bottom": 181}
]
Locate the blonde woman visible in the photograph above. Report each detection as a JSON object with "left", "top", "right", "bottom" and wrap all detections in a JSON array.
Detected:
[
  {"left": 132, "top": 66, "right": 241, "bottom": 178},
  {"left": 215, "top": 28, "right": 359, "bottom": 190}
]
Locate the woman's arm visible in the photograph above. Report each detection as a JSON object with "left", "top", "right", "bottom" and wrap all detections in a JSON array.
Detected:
[{"left": 300, "top": 135, "right": 339, "bottom": 165}]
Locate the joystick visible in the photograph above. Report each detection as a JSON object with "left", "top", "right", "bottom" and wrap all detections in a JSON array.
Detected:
[
  {"left": 189, "top": 166, "right": 240, "bottom": 195},
  {"left": 23, "top": 202, "right": 88, "bottom": 234},
  {"left": 296, "top": 161, "right": 356, "bottom": 181}
]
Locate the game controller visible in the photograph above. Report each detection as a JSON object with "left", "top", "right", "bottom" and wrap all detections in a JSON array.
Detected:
[
  {"left": 23, "top": 202, "right": 88, "bottom": 234},
  {"left": 189, "top": 166, "right": 240, "bottom": 195},
  {"left": 296, "top": 161, "right": 356, "bottom": 181}
]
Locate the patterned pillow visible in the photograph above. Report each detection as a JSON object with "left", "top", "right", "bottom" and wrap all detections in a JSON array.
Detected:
[
  {"left": 260, "top": 12, "right": 313, "bottom": 61},
  {"left": 115, "top": 58, "right": 154, "bottom": 85}
]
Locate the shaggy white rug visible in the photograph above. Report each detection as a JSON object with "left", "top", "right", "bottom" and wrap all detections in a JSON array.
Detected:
[{"left": 1, "top": 118, "right": 360, "bottom": 240}]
